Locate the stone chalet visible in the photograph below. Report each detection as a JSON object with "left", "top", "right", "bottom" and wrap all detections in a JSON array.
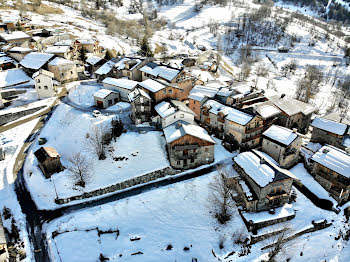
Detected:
[
  {"left": 73, "top": 39, "right": 101, "bottom": 56},
  {"left": 93, "top": 89, "right": 120, "bottom": 109},
  {"left": 47, "top": 57, "right": 78, "bottom": 83},
  {"left": 261, "top": 125, "right": 302, "bottom": 168},
  {"left": 128, "top": 88, "right": 152, "bottom": 125},
  {"left": 138, "top": 78, "right": 188, "bottom": 103},
  {"left": 113, "top": 57, "right": 150, "bottom": 81},
  {"left": 233, "top": 150, "right": 294, "bottom": 212},
  {"left": 201, "top": 100, "right": 263, "bottom": 149},
  {"left": 0, "top": 31, "right": 31, "bottom": 46},
  {"left": 34, "top": 147, "right": 63, "bottom": 178},
  {"left": 95, "top": 59, "right": 116, "bottom": 82},
  {"left": 19, "top": 52, "right": 55, "bottom": 75},
  {"left": 85, "top": 55, "right": 105, "bottom": 74},
  {"left": 152, "top": 100, "right": 196, "bottom": 128},
  {"left": 45, "top": 45, "right": 71, "bottom": 59},
  {"left": 311, "top": 116, "right": 349, "bottom": 150},
  {"left": 102, "top": 77, "right": 138, "bottom": 102},
  {"left": 188, "top": 84, "right": 220, "bottom": 120},
  {"left": 268, "top": 95, "right": 316, "bottom": 134},
  {"left": 163, "top": 121, "right": 215, "bottom": 169},
  {"left": 139, "top": 62, "right": 195, "bottom": 99},
  {"left": 310, "top": 145, "right": 350, "bottom": 205}
]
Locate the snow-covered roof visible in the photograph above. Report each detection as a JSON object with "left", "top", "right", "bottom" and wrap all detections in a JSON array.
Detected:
[
  {"left": 269, "top": 95, "right": 316, "bottom": 116},
  {"left": 86, "top": 56, "right": 103, "bottom": 65},
  {"left": 0, "top": 52, "right": 6, "bottom": 57},
  {"left": 48, "top": 57, "right": 74, "bottom": 66},
  {"left": 75, "top": 39, "right": 96, "bottom": 45},
  {"left": 311, "top": 145, "right": 350, "bottom": 178},
  {"left": 155, "top": 101, "right": 175, "bottom": 118},
  {"left": 95, "top": 60, "right": 116, "bottom": 75},
  {"left": 8, "top": 46, "right": 33, "bottom": 53},
  {"left": 32, "top": 69, "right": 54, "bottom": 79},
  {"left": 343, "top": 136, "right": 350, "bottom": 148},
  {"left": 263, "top": 125, "right": 298, "bottom": 146},
  {"left": 114, "top": 57, "right": 142, "bottom": 71},
  {"left": 0, "top": 56, "right": 14, "bottom": 65},
  {"left": 1, "top": 44, "right": 12, "bottom": 51},
  {"left": 203, "top": 100, "right": 253, "bottom": 125},
  {"left": 234, "top": 151, "right": 292, "bottom": 187},
  {"left": 0, "top": 68, "right": 31, "bottom": 88},
  {"left": 0, "top": 31, "right": 30, "bottom": 41},
  {"left": 163, "top": 121, "right": 215, "bottom": 144},
  {"left": 93, "top": 89, "right": 118, "bottom": 99},
  {"left": 139, "top": 61, "right": 158, "bottom": 74},
  {"left": 251, "top": 102, "right": 281, "bottom": 119},
  {"left": 54, "top": 39, "right": 72, "bottom": 46},
  {"left": 102, "top": 77, "right": 138, "bottom": 90},
  {"left": 188, "top": 85, "right": 219, "bottom": 102},
  {"left": 139, "top": 79, "right": 166, "bottom": 93},
  {"left": 45, "top": 45, "right": 69, "bottom": 54},
  {"left": 323, "top": 112, "right": 350, "bottom": 126},
  {"left": 311, "top": 117, "right": 348, "bottom": 136},
  {"left": 20, "top": 52, "right": 54, "bottom": 70},
  {"left": 128, "top": 88, "right": 151, "bottom": 102},
  {"left": 217, "top": 87, "right": 234, "bottom": 97},
  {"left": 140, "top": 63, "right": 181, "bottom": 82}
]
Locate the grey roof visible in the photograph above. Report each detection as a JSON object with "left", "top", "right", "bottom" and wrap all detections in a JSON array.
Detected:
[
  {"left": 268, "top": 95, "right": 316, "bottom": 116},
  {"left": 171, "top": 100, "right": 196, "bottom": 115},
  {"left": 323, "top": 112, "right": 350, "bottom": 126}
]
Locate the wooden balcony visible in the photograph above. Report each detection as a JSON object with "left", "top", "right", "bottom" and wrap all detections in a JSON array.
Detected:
[
  {"left": 173, "top": 144, "right": 198, "bottom": 150},
  {"left": 316, "top": 169, "right": 350, "bottom": 188},
  {"left": 245, "top": 125, "right": 263, "bottom": 134},
  {"left": 266, "top": 192, "right": 288, "bottom": 201},
  {"left": 242, "top": 134, "right": 261, "bottom": 143}
]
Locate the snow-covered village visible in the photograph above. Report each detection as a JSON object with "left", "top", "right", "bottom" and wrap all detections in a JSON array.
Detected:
[{"left": 0, "top": 0, "right": 350, "bottom": 261}]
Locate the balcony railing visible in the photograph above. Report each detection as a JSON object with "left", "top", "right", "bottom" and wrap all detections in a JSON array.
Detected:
[
  {"left": 266, "top": 192, "right": 288, "bottom": 201},
  {"left": 173, "top": 144, "right": 198, "bottom": 150},
  {"left": 241, "top": 134, "right": 261, "bottom": 143},
  {"left": 245, "top": 125, "right": 263, "bottom": 134},
  {"left": 174, "top": 153, "right": 198, "bottom": 160}
]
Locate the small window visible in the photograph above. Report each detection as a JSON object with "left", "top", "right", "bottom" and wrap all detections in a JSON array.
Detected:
[
  {"left": 140, "top": 97, "right": 144, "bottom": 103},
  {"left": 140, "top": 106, "right": 144, "bottom": 112},
  {"left": 44, "top": 86, "right": 48, "bottom": 90},
  {"left": 61, "top": 73, "right": 64, "bottom": 76},
  {"left": 205, "top": 148, "right": 209, "bottom": 152},
  {"left": 108, "top": 99, "right": 112, "bottom": 106},
  {"left": 174, "top": 115, "right": 176, "bottom": 119},
  {"left": 71, "top": 71, "right": 73, "bottom": 74},
  {"left": 177, "top": 160, "right": 180, "bottom": 165},
  {"left": 168, "top": 89, "right": 172, "bottom": 94},
  {"left": 38, "top": 86, "right": 41, "bottom": 89},
  {"left": 163, "top": 89, "right": 166, "bottom": 94},
  {"left": 37, "top": 79, "right": 40, "bottom": 83},
  {"left": 191, "top": 158, "right": 194, "bottom": 163},
  {"left": 180, "top": 114, "right": 184, "bottom": 118}
]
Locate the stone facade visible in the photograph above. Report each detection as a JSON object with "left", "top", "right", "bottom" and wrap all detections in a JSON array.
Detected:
[
  {"left": 48, "top": 59, "right": 78, "bottom": 83},
  {"left": 130, "top": 91, "right": 152, "bottom": 124},
  {"left": 310, "top": 127, "right": 345, "bottom": 149}
]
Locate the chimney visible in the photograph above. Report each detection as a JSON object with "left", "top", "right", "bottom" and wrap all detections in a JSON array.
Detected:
[
  {"left": 323, "top": 148, "right": 330, "bottom": 154},
  {"left": 292, "top": 128, "right": 297, "bottom": 133},
  {"left": 176, "top": 122, "right": 182, "bottom": 129},
  {"left": 280, "top": 94, "right": 286, "bottom": 99},
  {"left": 260, "top": 158, "right": 266, "bottom": 165}
]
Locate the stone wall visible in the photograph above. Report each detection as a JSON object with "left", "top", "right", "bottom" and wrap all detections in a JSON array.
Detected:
[
  {"left": 0, "top": 106, "right": 45, "bottom": 125},
  {"left": 55, "top": 167, "right": 178, "bottom": 204},
  {"left": 1, "top": 90, "right": 26, "bottom": 99}
]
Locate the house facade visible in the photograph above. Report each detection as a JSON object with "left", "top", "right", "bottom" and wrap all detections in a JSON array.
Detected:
[
  {"left": 261, "top": 125, "right": 302, "bottom": 168},
  {"left": 33, "top": 69, "right": 57, "bottom": 99},
  {"left": 128, "top": 88, "right": 152, "bottom": 125},
  {"left": 188, "top": 85, "right": 219, "bottom": 120},
  {"left": 102, "top": 77, "right": 138, "bottom": 102},
  {"left": 163, "top": 121, "right": 215, "bottom": 169},
  {"left": 47, "top": 57, "right": 78, "bottom": 83},
  {"left": 310, "top": 145, "right": 350, "bottom": 205},
  {"left": 233, "top": 150, "right": 294, "bottom": 212},
  {"left": 73, "top": 39, "right": 101, "bottom": 56},
  {"left": 114, "top": 57, "right": 150, "bottom": 81},
  {"left": 0, "top": 31, "right": 31, "bottom": 46}
]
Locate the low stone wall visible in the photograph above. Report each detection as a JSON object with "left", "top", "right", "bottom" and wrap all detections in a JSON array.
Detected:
[
  {"left": 1, "top": 89, "right": 26, "bottom": 99},
  {"left": 55, "top": 167, "right": 178, "bottom": 204},
  {"left": 0, "top": 106, "right": 46, "bottom": 126}
]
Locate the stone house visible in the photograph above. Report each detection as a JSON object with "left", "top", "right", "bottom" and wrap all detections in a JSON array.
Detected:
[
  {"left": 33, "top": 69, "right": 57, "bottom": 99},
  {"left": 199, "top": 61, "right": 217, "bottom": 72},
  {"left": 93, "top": 89, "right": 120, "bottom": 109},
  {"left": 85, "top": 56, "right": 105, "bottom": 74},
  {"left": 19, "top": 52, "right": 55, "bottom": 75},
  {"left": 7, "top": 46, "right": 33, "bottom": 61},
  {"left": 0, "top": 56, "right": 16, "bottom": 70},
  {"left": 268, "top": 95, "right": 316, "bottom": 134},
  {"left": 128, "top": 88, "right": 152, "bottom": 125},
  {"left": 310, "top": 145, "right": 350, "bottom": 205},
  {"left": 261, "top": 125, "right": 302, "bottom": 168},
  {"left": 233, "top": 150, "right": 294, "bottom": 212},
  {"left": 201, "top": 100, "right": 263, "bottom": 149},
  {"left": 163, "top": 121, "right": 215, "bottom": 169},
  {"left": 139, "top": 62, "right": 195, "bottom": 99},
  {"left": 73, "top": 39, "right": 101, "bottom": 56},
  {"left": 311, "top": 116, "right": 349, "bottom": 150},
  {"left": 95, "top": 59, "right": 117, "bottom": 82},
  {"left": 113, "top": 57, "right": 150, "bottom": 81},
  {"left": 152, "top": 100, "right": 196, "bottom": 128},
  {"left": 47, "top": 57, "right": 78, "bottom": 83},
  {"left": 34, "top": 146, "right": 63, "bottom": 178},
  {"left": 102, "top": 77, "right": 138, "bottom": 102},
  {"left": 138, "top": 78, "right": 187, "bottom": 103},
  {"left": 45, "top": 45, "right": 71, "bottom": 59},
  {"left": 188, "top": 84, "right": 219, "bottom": 120},
  {"left": 0, "top": 31, "right": 31, "bottom": 46}
]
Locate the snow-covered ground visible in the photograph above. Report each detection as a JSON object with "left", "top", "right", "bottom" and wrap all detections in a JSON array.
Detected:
[
  {"left": 0, "top": 119, "right": 40, "bottom": 261},
  {"left": 68, "top": 82, "right": 102, "bottom": 108}
]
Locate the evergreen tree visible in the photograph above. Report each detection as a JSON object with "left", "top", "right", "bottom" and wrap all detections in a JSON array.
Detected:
[{"left": 139, "top": 36, "right": 153, "bottom": 57}]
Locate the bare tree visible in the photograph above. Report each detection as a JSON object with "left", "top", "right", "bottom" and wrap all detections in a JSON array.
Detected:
[
  {"left": 208, "top": 165, "right": 236, "bottom": 224},
  {"left": 68, "top": 152, "right": 92, "bottom": 188},
  {"left": 86, "top": 124, "right": 108, "bottom": 160},
  {"left": 295, "top": 65, "right": 323, "bottom": 103},
  {"left": 265, "top": 225, "right": 293, "bottom": 262}
]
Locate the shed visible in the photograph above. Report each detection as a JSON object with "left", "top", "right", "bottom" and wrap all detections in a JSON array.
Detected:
[{"left": 93, "top": 89, "right": 120, "bottom": 109}]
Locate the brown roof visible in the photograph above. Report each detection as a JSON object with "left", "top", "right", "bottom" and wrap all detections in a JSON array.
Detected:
[{"left": 34, "top": 146, "right": 60, "bottom": 162}]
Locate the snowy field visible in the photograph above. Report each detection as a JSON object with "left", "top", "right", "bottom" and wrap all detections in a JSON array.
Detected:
[
  {"left": 68, "top": 82, "right": 102, "bottom": 108},
  {"left": 44, "top": 169, "right": 350, "bottom": 262},
  {"left": 0, "top": 119, "right": 40, "bottom": 261}
]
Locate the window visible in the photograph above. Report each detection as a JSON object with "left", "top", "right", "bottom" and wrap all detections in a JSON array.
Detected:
[
  {"left": 183, "top": 150, "right": 188, "bottom": 156},
  {"left": 180, "top": 114, "right": 184, "bottom": 118},
  {"left": 174, "top": 115, "right": 176, "bottom": 119},
  {"left": 71, "top": 71, "right": 73, "bottom": 74},
  {"left": 38, "top": 86, "right": 41, "bottom": 89},
  {"left": 140, "top": 106, "right": 144, "bottom": 112},
  {"left": 205, "top": 148, "right": 208, "bottom": 152},
  {"left": 177, "top": 160, "right": 181, "bottom": 165},
  {"left": 61, "top": 73, "right": 64, "bottom": 76},
  {"left": 108, "top": 99, "right": 112, "bottom": 106},
  {"left": 163, "top": 90, "right": 166, "bottom": 94},
  {"left": 44, "top": 86, "right": 48, "bottom": 90},
  {"left": 37, "top": 79, "right": 40, "bottom": 83},
  {"left": 168, "top": 89, "right": 172, "bottom": 94},
  {"left": 140, "top": 97, "right": 144, "bottom": 103},
  {"left": 191, "top": 158, "right": 194, "bottom": 163},
  {"left": 114, "top": 98, "right": 118, "bottom": 103}
]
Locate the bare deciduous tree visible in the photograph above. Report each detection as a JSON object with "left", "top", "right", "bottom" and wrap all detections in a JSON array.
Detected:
[
  {"left": 295, "top": 65, "right": 323, "bottom": 103},
  {"left": 208, "top": 165, "right": 236, "bottom": 224},
  {"left": 86, "top": 124, "right": 108, "bottom": 160},
  {"left": 68, "top": 152, "right": 92, "bottom": 188}
]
